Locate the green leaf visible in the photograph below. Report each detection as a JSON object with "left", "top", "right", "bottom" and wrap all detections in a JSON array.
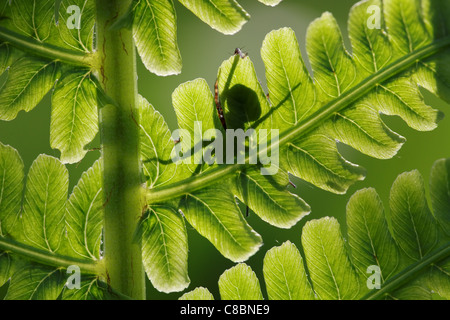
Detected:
[
  {"left": 258, "top": 0, "right": 282, "bottom": 6},
  {"left": 348, "top": 0, "right": 392, "bottom": 76},
  {"left": 302, "top": 217, "right": 361, "bottom": 300},
  {"left": 53, "top": 0, "right": 95, "bottom": 52},
  {"left": 180, "top": 183, "right": 262, "bottom": 262},
  {"left": 283, "top": 133, "right": 366, "bottom": 194},
  {"left": 20, "top": 155, "right": 68, "bottom": 253},
  {"left": 62, "top": 278, "right": 121, "bottom": 300},
  {"left": 0, "top": 251, "right": 21, "bottom": 287},
  {"left": 191, "top": 158, "right": 450, "bottom": 300},
  {"left": 326, "top": 103, "right": 406, "bottom": 160},
  {"left": 218, "top": 263, "right": 263, "bottom": 300},
  {"left": 140, "top": 204, "right": 190, "bottom": 293},
  {"left": 133, "top": 0, "right": 182, "bottom": 76},
  {"left": 427, "top": 259, "right": 450, "bottom": 299},
  {"left": 139, "top": 95, "right": 177, "bottom": 188},
  {"left": 178, "top": 0, "right": 250, "bottom": 35},
  {"left": 217, "top": 55, "right": 271, "bottom": 130},
  {"left": 261, "top": 27, "right": 316, "bottom": 127},
  {"left": 150, "top": 0, "right": 450, "bottom": 219},
  {"left": 65, "top": 160, "right": 103, "bottom": 260},
  {"left": 0, "top": 42, "right": 22, "bottom": 75},
  {"left": 0, "top": 252, "right": 12, "bottom": 286},
  {"left": 390, "top": 170, "right": 439, "bottom": 261},
  {"left": 374, "top": 77, "right": 443, "bottom": 131},
  {"left": 172, "top": 79, "right": 222, "bottom": 174},
  {"left": 50, "top": 70, "right": 98, "bottom": 164},
  {"left": 5, "top": 264, "right": 66, "bottom": 300},
  {"left": 8, "top": 0, "right": 55, "bottom": 42},
  {"left": 430, "top": 158, "right": 450, "bottom": 236},
  {"left": 384, "top": 0, "right": 430, "bottom": 56},
  {"left": 307, "top": 12, "right": 357, "bottom": 100},
  {"left": 0, "top": 142, "right": 23, "bottom": 238},
  {"left": 263, "top": 241, "right": 315, "bottom": 300},
  {"left": 0, "top": 146, "right": 103, "bottom": 299},
  {"left": 0, "top": 57, "right": 60, "bottom": 121},
  {"left": 179, "top": 287, "right": 214, "bottom": 300},
  {"left": 233, "top": 167, "right": 310, "bottom": 228},
  {"left": 145, "top": 1, "right": 450, "bottom": 273},
  {"left": 346, "top": 188, "right": 399, "bottom": 283}
]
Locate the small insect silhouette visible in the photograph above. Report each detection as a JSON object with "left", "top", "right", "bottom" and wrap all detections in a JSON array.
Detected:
[
  {"left": 234, "top": 47, "right": 248, "bottom": 59},
  {"left": 214, "top": 48, "right": 250, "bottom": 216},
  {"left": 214, "top": 48, "right": 248, "bottom": 130}
]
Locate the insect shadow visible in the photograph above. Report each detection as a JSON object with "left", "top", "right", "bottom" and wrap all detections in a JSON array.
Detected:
[{"left": 142, "top": 53, "right": 304, "bottom": 183}]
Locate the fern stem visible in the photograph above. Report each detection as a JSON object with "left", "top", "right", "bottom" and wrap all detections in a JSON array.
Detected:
[
  {"left": 363, "top": 242, "right": 450, "bottom": 300},
  {"left": 145, "top": 36, "right": 450, "bottom": 204},
  {"left": 0, "top": 237, "right": 101, "bottom": 275},
  {"left": 95, "top": 0, "right": 146, "bottom": 300},
  {"left": 0, "top": 26, "right": 95, "bottom": 68}
]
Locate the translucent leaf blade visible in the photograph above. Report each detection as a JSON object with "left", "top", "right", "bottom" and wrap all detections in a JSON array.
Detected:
[
  {"left": 302, "top": 217, "right": 361, "bottom": 300},
  {"left": 257, "top": 0, "right": 282, "bottom": 6},
  {"left": 65, "top": 160, "right": 103, "bottom": 260},
  {"left": 180, "top": 183, "right": 262, "bottom": 262},
  {"left": 234, "top": 167, "right": 310, "bottom": 229},
  {"left": 0, "top": 43, "right": 23, "bottom": 75},
  {"left": 179, "top": 287, "right": 214, "bottom": 300},
  {"left": 0, "top": 57, "right": 60, "bottom": 121},
  {"left": 172, "top": 79, "right": 222, "bottom": 173},
  {"left": 20, "top": 155, "right": 68, "bottom": 253},
  {"left": 348, "top": 0, "right": 393, "bottom": 76},
  {"left": 306, "top": 12, "right": 357, "bottom": 100},
  {"left": 218, "top": 263, "right": 263, "bottom": 300},
  {"left": 263, "top": 241, "right": 315, "bottom": 300},
  {"left": 140, "top": 205, "right": 190, "bottom": 293},
  {"left": 0, "top": 142, "right": 23, "bottom": 237},
  {"left": 133, "top": 0, "right": 182, "bottom": 76},
  {"left": 62, "top": 278, "right": 120, "bottom": 300},
  {"left": 384, "top": 0, "right": 431, "bottom": 56},
  {"left": 139, "top": 95, "right": 178, "bottom": 188},
  {"left": 0, "top": 251, "right": 21, "bottom": 287},
  {"left": 375, "top": 77, "right": 443, "bottom": 132},
  {"left": 5, "top": 264, "right": 65, "bottom": 300},
  {"left": 283, "top": 133, "right": 366, "bottom": 194},
  {"left": 328, "top": 103, "right": 406, "bottom": 159},
  {"left": 178, "top": 0, "right": 250, "bottom": 35},
  {"left": 50, "top": 70, "right": 98, "bottom": 164},
  {"left": 9, "top": 0, "right": 55, "bottom": 42},
  {"left": 217, "top": 55, "right": 271, "bottom": 130},
  {"left": 390, "top": 170, "right": 439, "bottom": 261},
  {"left": 261, "top": 27, "right": 317, "bottom": 129},
  {"left": 429, "top": 158, "right": 450, "bottom": 236},
  {"left": 52, "top": 0, "right": 95, "bottom": 52},
  {"left": 346, "top": 188, "right": 400, "bottom": 282}
]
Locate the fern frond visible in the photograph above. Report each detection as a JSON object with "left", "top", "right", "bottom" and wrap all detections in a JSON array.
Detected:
[{"left": 180, "top": 158, "right": 450, "bottom": 300}]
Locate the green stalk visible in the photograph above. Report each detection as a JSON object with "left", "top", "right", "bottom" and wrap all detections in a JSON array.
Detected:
[
  {"left": 95, "top": 0, "right": 145, "bottom": 300},
  {"left": 0, "top": 237, "right": 101, "bottom": 275},
  {"left": 0, "top": 26, "right": 95, "bottom": 68},
  {"left": 363, "top": 242, "right": 450, "bottom": 300}
]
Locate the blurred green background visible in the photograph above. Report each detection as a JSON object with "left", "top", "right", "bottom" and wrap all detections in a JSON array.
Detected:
[{"left": 0, "top": 0, "right": 449, "bottom": 299}]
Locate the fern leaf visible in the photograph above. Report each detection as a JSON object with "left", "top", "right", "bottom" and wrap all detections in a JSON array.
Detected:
[
  {"left": 179, "top": 287, "right": 214, "bottom": 300},
  {"left": 177, "top": 0, "right": 250, "bottom": 35},
  {"left": 139, "top": 204, "right": 190, "bottom": 293},
  {"left": 0, "top": 0, "right": 282, "bottom": 162},
  {"left": 50, "top": 70, "right": 98, "bottom": 164},
  {"left": 133, "top": 0, "right": 182, "bottom": 76},
  {"left": 218, "top": 263, "right": 263, "bottom": 300},
  {"left": 143, "top": 0, "right": 450, "bottom": 273},
  {"left": 0, "top": 143, "right": 104, "bottom": 299},
  {"left": 181, "top": 158, "right": 450, "bottom": 300}
]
